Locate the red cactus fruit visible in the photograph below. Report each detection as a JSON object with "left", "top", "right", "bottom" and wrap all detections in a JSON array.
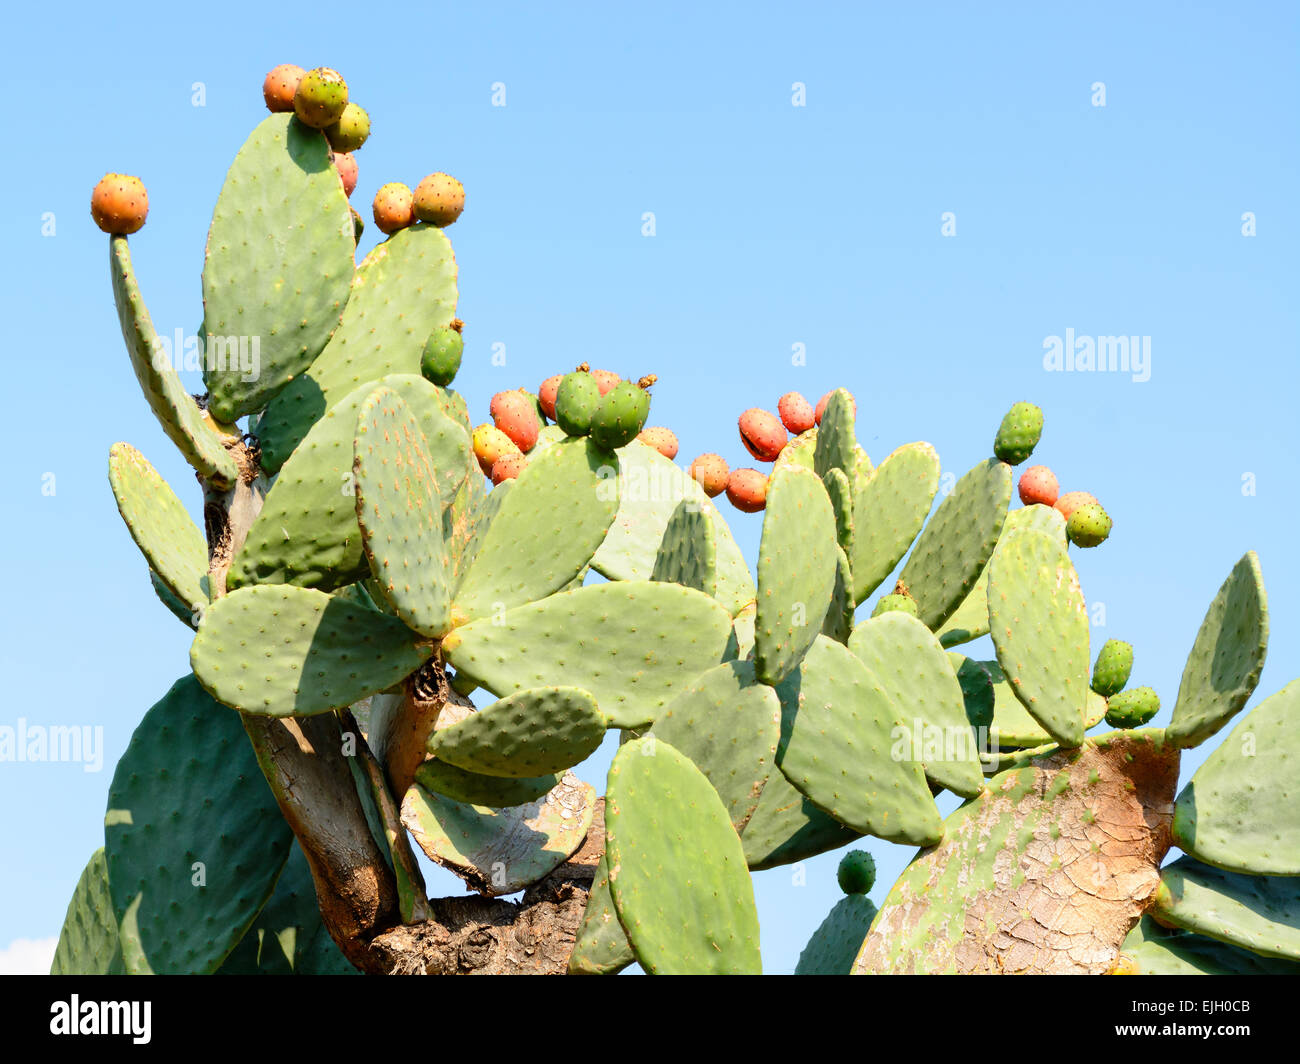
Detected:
[
  {"left": 637, "top": 426, "right": 679, "bottom": 460},
  {"left": 372, "top": 183, "right": 414, "bottom": 234},
  {"left": 777, "top": 392, "right": 816, "bottom": 434},
  {"left": 1017, "top": 465, "right": 1059, "bottom": 507},
  {"left": 262, "top": 64, "right": 305, "bottom": 113},
  {"left": 333, "top": 151, "right": 358, "bottom": 198},
  {"left": 538, "top": 375, "right": 564, "bottom": 420},
  {"left": 590, "top": 369, "right": 621, "bottom": 396},
  {"left": 490, "top": 452, "right": 527, "bottom": 484},
  {"left": 688, "top": 454, "right": 729, "bottom": 497},
  {"left": 815, "top": 389, "right": 857, "bottom": 424},
  {"left": 738, "top": 408, "right": 788, "bottom": 462},
  {"left": 413, "top": 172, "right": 465, "bottom": 227},
  {"left": 726, "top": 468, "right": 769, "bottom": 512},
  {"left": 490, "top": 390, "right": 541, "bottom": 452},
  {"left": 472, "top": 424, "right": 521, "bottom": 477},
  {"left": 91, "top": 174, "right": 148, "bottom": 235},
  {"left": 1055, "top": 490, "right": 1099, "bottom": 522}
]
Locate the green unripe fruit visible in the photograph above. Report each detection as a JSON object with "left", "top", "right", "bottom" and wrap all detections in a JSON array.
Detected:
[
  {"left": 1091, "top": 639, "right": 1134, "bottom": 697},
  {"left": 554, "top": 372, "right": 602, "bottom": 437},
  {"left": 421, "top": 325, "right": 464, "bottom": 387},
  {"left": 590, "top": 381, "right": 650, "bottom": 450},
  {"left": 993, "top": 401, "right": 1043, "bottom": 465},
  {"left": 325, "top": 103, "right": 370, "bottom": 152},
  {"left": 871, "top": 593, "right": 918, "bottom": 619},
  {"left": 1066, "top": 501, "right": 1112, "bottom": 547},
  {"left": 1104, "top": 686, "right": 1160, "bottom": 729},
  {"left": 837, "top": 850, "right": 876, "bottom": 895},
  {"left": 293, "top": 67, "right": 349, "bottom": 129}
]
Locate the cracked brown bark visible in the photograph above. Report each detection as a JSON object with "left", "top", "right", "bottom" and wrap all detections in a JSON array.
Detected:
[{"left": 199, "top": 434, "right": 597, "bottom": 974}]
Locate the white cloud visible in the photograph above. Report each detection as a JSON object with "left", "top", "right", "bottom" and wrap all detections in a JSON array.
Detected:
[{"left": 0, "top": 937, "right": 57, "bottom": 974}]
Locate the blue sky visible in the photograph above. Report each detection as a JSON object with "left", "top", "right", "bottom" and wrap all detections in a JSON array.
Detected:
[{"left": 1, "top": 1, "right": 1296, "bottom": 974}]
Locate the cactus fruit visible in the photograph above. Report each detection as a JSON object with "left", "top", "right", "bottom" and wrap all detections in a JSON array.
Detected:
[
  {"left": 1054, "top": 490, "right": 1098, "bottom": 521},
  {"left": 91, "top": 174, "right": 148, "bottom": 235},
  {"left": 333, "top": 151, "right": 358, "bottom": 197},
  {"left": 589, "top": 368, "right": 621, "bottom": 396},
  {"left": 871, "top": 592, "right": 918, "bottom": 618},
  {"left": 293, "top": 67, "right": 349, "bottom": 128},
  {"left": 420, "top": 325, "right": 463, "bottom": 387},
  {"left": 538, "top": 375, "right": 563, "bottom": 420},
  {"left": 372, "top": 181, "right": 414, "bottom": 234},
  {"left": 837, "top": 850, "right": 877, "bottom": 895},
  {"left": 490, "top": 452, "right": 526, "bottom": 484},
  {"left": 554, "top": 371, "right": 602, "bottom": 437},
  {"left": 325, "top": 102, "right": 370, "bottom": 152},
  {"left": 262, "top": 63, "right": 305, "bottom": 112},
  {"left": 1091, "top": 639, "right": 1134, "bottom": 697},
  {"left": 738, "top": 408, "right": 787, "bottom": 462},
  {"left": 413, "top": 172, "right": 465, "bottom": 227},
  {"left": 1105, "top": 686, "right": 1161, "bottom": 728},
  {"left": 1017, "top": 464, "right": 1059, "bottom": 507},
  {"left": 490, "top": 389, "right": 542, "bottom": 452},
  {"left": 726, "top": 468, "right": 768, "bottom": 512},
  {"left": 688, "top": 453, "right": 729, "bottom": 497},
  {"left": 777, "top": 391, "right": 816, "bottom": 434},
  {"left": 1066, "top": 501, "right": 1112, "bottom": 547},
  {"left": 637, "top": 426, "right": 679, "bottom": 459},
  {"left": 815, "top": 389, "right": 855, "bottom": 424},
  {"left": 993, "top": 401, "right": 1043, "bottom": 465},
  {"left": 590, "top": 380, "right": 650, "bottom": 450},
  {"left": 472, "top": 423, "right": 521, "bottom": 476}
]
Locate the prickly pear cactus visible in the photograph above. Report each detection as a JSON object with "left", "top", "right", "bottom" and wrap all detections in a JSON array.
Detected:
[{"left": 61, "top": 69, "right": 1299, "bottom": 978}]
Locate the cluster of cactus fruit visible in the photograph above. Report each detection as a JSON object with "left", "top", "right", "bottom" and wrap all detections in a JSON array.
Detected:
[{"left": 55, "top": 70, "right": 1299, "bottom": 977}]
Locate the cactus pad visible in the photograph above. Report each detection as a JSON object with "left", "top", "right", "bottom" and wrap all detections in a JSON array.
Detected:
[
  {"left": 568, "top": 853, "right": 635, "bottom": 975},
  {"left": 900, "top": 457, "right": 1011, "bottom": 630},
  {"left": 51, "top": 849, "right": 124, "bottom": 975},
  {"left": 201, "top": 114, "right": 355, "bottom": 421},
  {"left": 605, "top": 738, "right": 762, "bottom": 973},
  {"left": 741, "top": 768, "right": 862, "bottom": 869},
  {"left": 812, "top": 389, "right": 856, "bottom": 482},
  {"left": 650, "top": 499, "right": 718, "bottom": 596},
  {"left": 413, "top": 758, "right": 561, "bottom": 807},
  {"left": 443, "top": 581, "right": 733, "bottom": 729},
  {"left": 822, "top": 466, "right": 855, "bottom": 561},
  {"left": 1165, "top": 551, "right": 1268, "bottom": 748},
  {"left": 353, "top": 386, "right": 452, "bottom": 637},
  {"left": 848, "top": 613, "right": 985, "bottom": 798},
  {"left": 427, "top": 687, "right": 607, "bottom": 778},
  {"left": 1114, "top": 915, "right": 1300, "bottom": 975},
  {"left": 401, "top": 772, "right": 595, "bottom": 896},
  {"left": 775, "top": 635, "right": 942, "bottom": 845},
  {"left": 190, "top": 585, "right": 433, "bottom": 716},
  {"left": 850, "top": 442, "right": 941, "bottom": 603},
  {"left": 754, "top": 466, "right": 839, "bottom": 685},
  {"left": 105, "top": 674, "right": 294, "bottom": 974},
  {"left": 649, "top": 660, "right": 781, "bottom": 832},
  {"left": 794, "top": 895, "right": 878, "bottom": 975},
  {"left": 1171, "top": 679, "right": 1300, "bottom": 875},
  {"left": 453, "top": 438, "right": 618, "bottom": 621},
  {"left": 1153, "top": 856, "right": 1300, "bottom": 961},
  {"left": 821, "top": 546, "right": 856, "bottom": 643},
  {"left": 987, "top": 528, "right": 1089, "bottom": 747}
]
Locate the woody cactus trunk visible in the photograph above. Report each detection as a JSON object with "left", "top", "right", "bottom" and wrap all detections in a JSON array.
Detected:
[{"left": 54, "top": 79, "right": 1299, "bottom": 977}]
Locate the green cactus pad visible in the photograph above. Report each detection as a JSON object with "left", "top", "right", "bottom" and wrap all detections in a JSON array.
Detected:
[
  {"left": 775, "top": 636, "right": 942, "bottom": 845},
  {"left": 822, "top": 466, "right": 855, "bottom": 561},
  {"left": 987, "top": 528, "right": 1089, "bottom": 747},
  {"left": 606, "top": 738, "right": 762, "bottom": 973},
  {"left": 948, "top": 654, "right": 995, "bottom": 733},
  {"left": 353, "top": 386, "right": 452, "bottom": 637},
  {"left": 754, "top": 466, "right": 839, "bottom": 685},
  {"left": 201, "top": 114, "right": 354, "bottom": 421},
  {"left": 230, "top": 374, "right": 469, "bottom": 591},
  {"left": 935, "top": 503, "right": 1066, "bottom": 648},
  {"left": 257, "top": 225, "right": 458, "bottom": 473},
  {"left": 848, "top": 613, "right": 985, "bottom": 797},
  {"left": 190, "top": 585, "right": 433, "bottom": 716},
  {"left": 1153, "top": 856, "right": 1300, "bottom": 961},
  {"left": 1165, "top": 551, "right": 1268, "bottom": 748},
  {"left": 452, "top": 438, "right": 618, "bottom": 622},
  {"left": 650, "top": 499, "right": 718, "bottom": 596},
  {"left": 105, "top": 674, "right": 293, "bottom": 974},
  {"left": 568, "top": 853, "right": 635, "bottom": 975},
  {"left": 850, "top": 442, "right": 941, "bottom": 604},
  {"left": 108, "top": 443, "right": 209, "bottom": 614},
  {"left": 217, "top": 843, "right": 357, "bottom": 974},
  {"left": 794, "top": 895, "right": 878, "bottom": 975},
  {"left": 150, "top": 568, "right": 200, "bottom": 627},
  {"left": 1171, "top": 679, "right": 1300, "bottom": 875},
  {"left": 977, "top": 658, "right": 1105, "bottom": 749},
  {"left": 449, "top": 478, "right": 506, "bottom": 593},
  {"left": 427, "top": 687, "right": 606, "bottom": 778},
  {"left": 900, "top": 457, "right": 1012, "bottom": 631},
  {"left": 1114, "top": 915, "right": 1300, "bottom": 975},
  {"left": 401, "top": 773, "right": 595, "bottom": 896},
  {"left": 413, "top": 758, "right": 560, "bottom": 807},
  {"left": 649, "top": 660, "right": 781, "bottom": 832},
  {"left": 591, "top": 441, "right": 755, "bottom": 616},
  {"left": 822, "top": 547, "right": 856, "bottom": 643},
  {"left": 741, "top": 770, "right": 862, "bottom": 869},
  {"left": 109, "top": 237, "right": 238, "bottom": 487},
  {"left": 813, "top": 389, "right": 856, "bottom": 482},
  {"left": 443, "top": 581, "right": 732, "bottom": 729},
  {"left": 51, "top": 849, "right": 124, "bottom": 975}
]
